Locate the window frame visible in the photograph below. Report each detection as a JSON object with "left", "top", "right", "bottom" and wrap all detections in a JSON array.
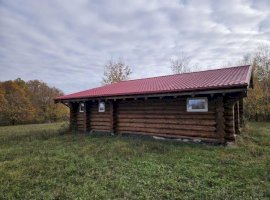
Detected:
[
  {"left": 186, "top": 97, "right": 208, "bottom": 112},
  {"left": 79, "top": 102, "right": 85, "bottom": 113},
  {"left": 98, "top": 102, "right": 105, "bottom": 112}
]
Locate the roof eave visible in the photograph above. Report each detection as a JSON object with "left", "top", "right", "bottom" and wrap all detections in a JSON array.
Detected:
[{"left": 55, "top": 85, "right": 248, "bottom": 103}]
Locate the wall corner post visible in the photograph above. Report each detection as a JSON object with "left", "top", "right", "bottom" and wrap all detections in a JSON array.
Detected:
[
  {"left": 234, "top": 101, "right": 240, "bottom": 134},
  {"left": 239, "top": 98, "right": 244, "bottom": 128},
  {"left": 69, "top": 102, "right": 78, "bottom": 132},
  {"left": 110, "top": 100, "right": 117, "bottom": 135},
  {"left": 86, "top": 101, "right": 91, "bottom": 132},
  {"left": 215, "top": 95, "right": 226, "bottom": 143}
]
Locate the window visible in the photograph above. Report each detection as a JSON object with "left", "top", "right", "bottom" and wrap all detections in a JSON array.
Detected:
[
  {"left": 79, "top": 102, "right": 85, "bottom": 113},
  {"left": 99, "top": 102, "right": 105, "bottom": 112},
  {"left": 187, "top": 97, "right": 208, "bottom": 112}
]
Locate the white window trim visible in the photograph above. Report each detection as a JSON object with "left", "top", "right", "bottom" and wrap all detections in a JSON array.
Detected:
[
  {"left": 187, "top": 97, "right": 208, "bottom": 112},
  {"left": 99, "top": 102, "right": 105, "bottom": 112},
  {"left": 79, "top": 102, "right": 85, "bottom": 113}
]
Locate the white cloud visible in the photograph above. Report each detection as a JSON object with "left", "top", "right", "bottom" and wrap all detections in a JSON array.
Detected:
[{"left": 0, "top": 0, "right": 269, "bottom": 93}]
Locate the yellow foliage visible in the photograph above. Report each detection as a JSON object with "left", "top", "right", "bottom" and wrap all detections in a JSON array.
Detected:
[{"left": 0, "top": 79, "right": 68, "bottom": 125}]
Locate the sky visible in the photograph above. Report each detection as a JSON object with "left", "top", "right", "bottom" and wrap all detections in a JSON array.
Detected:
[{"left": 0, "top": 0, "right": 270, "bottom": 94}]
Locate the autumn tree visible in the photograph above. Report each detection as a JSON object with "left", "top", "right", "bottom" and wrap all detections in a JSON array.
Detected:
[
  {"left": 0, "top": 84, "right": 8, "bottom": 124},
  {"left": 239, "top": 44, "right": 270, "bottom": 121},
  {"left": 102, "top": 58, "right": 132, "bottom": 84},
  {"left": 0, "top": 79, "right": 69, "bottom": 125},
  {"left": 253, "top": 44, "right": 270, "bottom": 106},
  {"left": 26, "top": 80, "right": 69, "bottom": 122},
  {"left": 0, "top": 81, "right": 36, "bottom": 125},
  {"left": 245, "top": 77, "right": 265, "bottom": 121}
]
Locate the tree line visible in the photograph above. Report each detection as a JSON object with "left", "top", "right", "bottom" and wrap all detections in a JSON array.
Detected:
[{"left": 0, "top": 79, "right": 68, "bottom": 125}]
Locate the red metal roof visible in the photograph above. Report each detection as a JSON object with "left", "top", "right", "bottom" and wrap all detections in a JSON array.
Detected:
[{"left": 56, "top": 65, "right": 252, "bottom": 100}]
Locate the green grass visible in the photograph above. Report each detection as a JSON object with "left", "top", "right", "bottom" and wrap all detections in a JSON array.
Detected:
[{"left": 0, "top": 122, "right": 269, "bottom": 200}]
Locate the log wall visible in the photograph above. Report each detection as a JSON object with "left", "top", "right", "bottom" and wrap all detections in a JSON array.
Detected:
[
  {"left": 69, "top": 94, "right": 245, "bottom": 142},
  {"left": 77, "top": 111, "right": 87, "bottom": 132},
  {"left": 88, "top": 102, "right": 112, "bottom": 132},
  {"left": 116, "top": 98, "right": 218, "bottom": 139},
  {"left": 70, "top": 102, "right": 87, "bottom": 132}
]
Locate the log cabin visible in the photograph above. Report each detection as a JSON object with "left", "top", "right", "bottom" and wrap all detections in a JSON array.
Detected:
[{"left": 55, "top": 65, "right": 253, "bottom": 143}]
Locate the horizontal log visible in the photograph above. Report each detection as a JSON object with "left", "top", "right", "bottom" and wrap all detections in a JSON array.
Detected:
[
  {"left": 77, "top": 116, "right": 86, "bottom": 120},
  {"left": 118, "top": 106, "right": 215, "bottom": 112},
  {"left": 118, "top": 118, "right": 216, "bottom": 126},
  {"left": 77, "top": 117, "right": 86, "bottom": 120},
  {"left": 117, "top": 114, "right": 216, "bottom": 120},
  {"left": 118, "top": 99, "right": 186, "bottom": 105},
  {"left": 118, "top": 106, "right": 186, "bottom": 111},
  {"left": 118, "top": 101, "right": 215, "bottom": 107},
  {"left": 77, "top": 124, "right": 86, "bottom": 128},
  {"left": 118, "top": 102, "right": 215, "bottom": 108},
  {"left": 118, "top": 127, "right": 217, "bottom": 138},
  {"left": 117, "top": 110, "right": 215, "bottom": 115},
  {"left": 90, "top": 118, "right": 111, "bottom": 122},
  {"left": 90, "top": 111, "right": 110, "bottom": 115},
  {"left": 77, "top": 126, "right": 86, "bottom": 129},
  {"left": 77, "top": 120, "right": 86, "bottom": 124},
  {"left": 91, "top": 121, "right": 111, "bottom": 126},
  {"left": 77, "top": 122, "right": 86, "bottom": 126},
  {"left": 118, "top": 123, "right": 216, "bottom": 132},
  {"left": 91, "top": 129, "right": 111, "bottom": 133},
  {"left": 77, "top": 118, "right": 86, "bottom": 122},
  {"left": 91, "top": 125, "right": 110, "bottom": 130},
  {"left": 118, "top": 103, "right": 187, "bottom": 108},
  {"left": 77, "top": 118, "right": 86, "bottom": 121},
  {"left": 90, "top": 114, "right": 111, "bottom": 118}
]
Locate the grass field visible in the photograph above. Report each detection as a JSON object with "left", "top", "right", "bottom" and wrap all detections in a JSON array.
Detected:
[{"left": 0, "top": 122, "right": 269, "bottom": 199}]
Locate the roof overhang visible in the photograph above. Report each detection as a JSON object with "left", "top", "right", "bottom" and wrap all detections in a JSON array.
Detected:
[{"left": 55, "top": 87, "right": 248, "bottom": 104}]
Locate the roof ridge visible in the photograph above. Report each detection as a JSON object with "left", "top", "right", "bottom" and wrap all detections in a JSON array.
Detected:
[{"left": 116, "top": 65, "right": 251, "bottom": 84}]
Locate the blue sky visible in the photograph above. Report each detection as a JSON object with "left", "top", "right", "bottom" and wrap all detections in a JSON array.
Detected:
[{"left": 0, "top": 0, "right": 270, "bottom": 94}]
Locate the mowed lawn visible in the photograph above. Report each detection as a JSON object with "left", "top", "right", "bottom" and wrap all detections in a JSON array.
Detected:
[{"left": 0, "top": 122, "right": 269, "bottom": 200}]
